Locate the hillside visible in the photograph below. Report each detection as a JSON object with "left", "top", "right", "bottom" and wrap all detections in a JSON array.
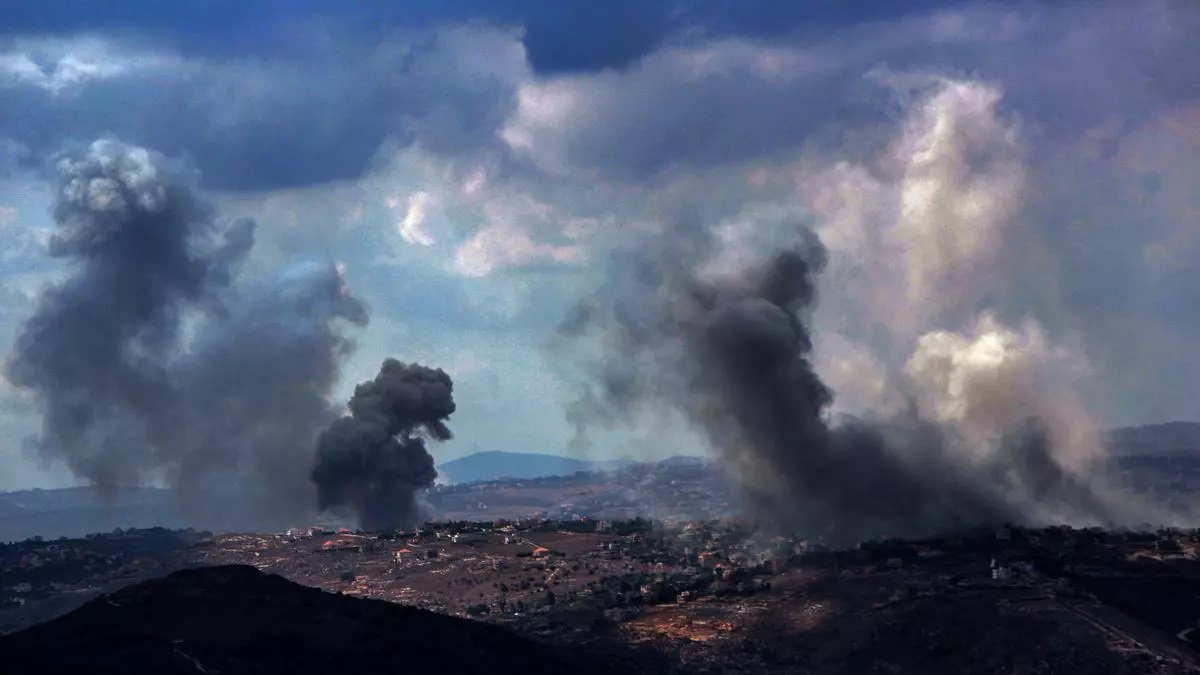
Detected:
[
  {"left": 0, "top": 565, "right": 636, "bottom": 675},
  {"left": 0, "top": 487, "right": 183, "bottom": 543},
  {"left": 4, "top": 423, "right": 1198, "bottom": 540},
  {"left": 1107, "top": 422, "right": 1200, "bottom": 455},
  {"left": 0, "top": 485, "right": 315, "bottom": 543},
  {"left": 437, "top": 451, "right": 633, "bottom": 484}
]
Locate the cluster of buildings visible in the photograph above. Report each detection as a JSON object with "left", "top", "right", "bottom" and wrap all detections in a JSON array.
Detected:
[
  {"left": 430, "top": 459, "right": 737, "bottom": 523},
  {"left": 0, "top": 527, "right": 205, "bottom": 630},
  {"left": 10, "top": 511, "right": 1200, "bottom": 660}
]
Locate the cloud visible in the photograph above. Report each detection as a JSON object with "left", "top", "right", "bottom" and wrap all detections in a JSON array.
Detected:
[
  {"left": 454, "top": 193, "right": 586, "bottom": 277},
  {"left": 498, "top": 40, "right": 860, "bottom": 180},
  {"left": 499, "top": 1, "right": 1199, "bottom": 187},
  {"left": 0, "top": 0, "right": 988, "bottom": 75},
  {"left": 394, "top": 191, "right": 436, "bottom": 247},
  {"left": 0, "top": 37, "right": 174, "bottom": 92},
  {"left": 0, "top": 27, "right": 526, "bottom": 191}
]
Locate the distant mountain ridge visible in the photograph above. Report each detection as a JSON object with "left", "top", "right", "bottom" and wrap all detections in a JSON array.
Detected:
[
  {"left": 1105, "top": 421, "right": 1200, "bottom": 456},
  {"left": 4, "top": 423, "right": 1197, "bottom": 540},
  {"left": 436, "top": 451, "right": 635, "bottom": 485}
]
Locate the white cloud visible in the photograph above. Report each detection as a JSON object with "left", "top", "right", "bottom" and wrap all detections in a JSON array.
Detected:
[
  {"left": 395, "top": 191, "right": 436, "bottom": 246},
  {"left": 500, "top": 82, "right": 581, "bottom": 163},
  {"left": 0, "top": 37, "right": 176, "bottom": 93},
  {"left": 454, "top": 219, "right": 585, "bottom": 278},
  {"left": 0, "top": 205, "right": 16, "bottom": 231}
]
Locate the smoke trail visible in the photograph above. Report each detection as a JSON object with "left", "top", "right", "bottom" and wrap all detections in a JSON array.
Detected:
[
  {"left": 6, "top": 138, "right": 367, "bottom": 527},
  {"left": 7, "top": 138, "right": 244, "bottom": 491},
  {"left": 568, "top": 232, "right": 989, "bottom": 541},
  {"left": 311, "top": 358, "right": 455, "bottom": 531},
  {"left": 557, "top": 75, "right": 1146, "bottom": 544},
  {"left": 562, "top": 221, "right": 1133, "bottom": 543},
  {"left": 171, "top": 260, "right": 369, "bottom": 522}
]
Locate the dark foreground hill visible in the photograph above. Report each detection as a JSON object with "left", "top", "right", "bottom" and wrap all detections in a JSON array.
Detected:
[{"left": 0, "top": 565, "right": 628, "bottom": 675}]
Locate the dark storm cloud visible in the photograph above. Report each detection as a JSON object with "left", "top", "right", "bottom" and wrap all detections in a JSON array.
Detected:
[
  {"left": 6, "top": 1, "right": 1193, "bottom": 194},
  {"left": 1, "top": 0, "right": 986, "bottom": 73},
  {"left": 5, "top": 138, "right": 368, "bottom": 526},
  {"left": 0, "top": 26, "right": 521, "bottom": 192},
  {"left": 311, "top": 358, "right": 455, "bottom": 531},
  {"left": 504, "top": 2, "right": 1200, "bottom": 185}
]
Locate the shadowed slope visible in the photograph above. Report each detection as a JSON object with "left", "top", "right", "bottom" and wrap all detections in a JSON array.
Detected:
[{"left": 1, "top": 565, "right": 612, "bottom": 675}]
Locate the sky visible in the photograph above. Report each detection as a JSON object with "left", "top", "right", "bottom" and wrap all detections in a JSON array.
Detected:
[{"left": 0, "top": 0, "right": 1198, "bottom": 492}]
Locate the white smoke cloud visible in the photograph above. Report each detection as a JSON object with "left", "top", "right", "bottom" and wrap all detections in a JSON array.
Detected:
[
  {"left": 905, "top": 313, "right": 1099, "bottom": 466},
  {"left": 814, "top": 332, "right": 906, "bottom": 419},
  {"left": 805, "top": 75, "right": 1029, "bottom": 341},
  {"left": 889, "top": 76, "right": 1026, "bottom": 321},
  {"left": 56, "top": 139, "right": 171, "bottom": 218},
  {"left": 908, "top": 315, "right": 1046, "bottom": 431},
  {"left": 797, "top": 75, "right": 1106, "bottom": 476}
]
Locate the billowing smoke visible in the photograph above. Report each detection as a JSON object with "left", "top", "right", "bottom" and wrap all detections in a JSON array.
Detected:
[
  {"left": 564, "top": 229, "right": 1124, "bottom": 542},
  {"left": 6, "top": 138, "right": 367, "bottom": 527},
  {"left": 311, "top": 359, "right": 455, "bottom": 531},
  {"left": 560, "top": 77, "right": 1147, "bottom": 543}
]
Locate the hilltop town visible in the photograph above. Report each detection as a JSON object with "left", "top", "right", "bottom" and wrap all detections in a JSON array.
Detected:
[
  {"left": 427, "top": 456, "right": 732, "bottom": 522},
  {"left": 6, "top": 512, "right": 1200, "bottom": 673},
  {"left": 5, "top": 446, "right": 1200, "bottom": 673}
]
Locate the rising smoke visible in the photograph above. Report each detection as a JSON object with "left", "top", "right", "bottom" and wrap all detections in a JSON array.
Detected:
[
  {"left": 6, "top": 138, "right": 368, "bottom": 527},
  {"left": 562, "top": 224, "right": 1133, "bottom": 543},
  {"left": 553, "top": 69, "right": 1172, "bottom": 546},
  {"left": 311, "top": 358, "right": 455, "bottom": 531}
]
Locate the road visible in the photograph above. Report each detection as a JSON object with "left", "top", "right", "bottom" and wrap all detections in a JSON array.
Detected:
[{"left": 1065, "top": 599, "right": 1199, "bottom": 667}]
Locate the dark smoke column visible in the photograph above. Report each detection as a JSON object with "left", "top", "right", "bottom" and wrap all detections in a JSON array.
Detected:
[
  {"left": 6, "top": 138, "right": 253, "bottom": 492},
  {"left": 6, "top": 137, "right": 370, "bottom": 529},
  {"left": 311, "top": 359, "right": 455, "bottom": 530}
]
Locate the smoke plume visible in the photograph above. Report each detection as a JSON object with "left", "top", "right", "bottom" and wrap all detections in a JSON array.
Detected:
[
  {"left": 564, "top": 226, "right": 1133, "bottom": 543},
  {"left": 558, "top": 75, "right": 1156, "bottom": 543},
  {"left": 6, "top": 138, "right": 367, "bottom": 527},
  {"left": 311, "top": 358, "right": 455, "bottom": 531},
  {"left": 549, "top": 67, "right": 1180, "bottom": 543}
]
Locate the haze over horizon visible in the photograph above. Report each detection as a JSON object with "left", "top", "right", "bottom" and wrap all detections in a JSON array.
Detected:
[{"left": 0, "top": 0, "right": 1196, "bottom": 540}]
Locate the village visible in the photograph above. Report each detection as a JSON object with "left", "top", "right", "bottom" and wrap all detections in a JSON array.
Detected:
[
  {"left": 6, "top": 516, "right": 1200, "bottom": 671},
  {"left": 428, "top": 456, "right": 735, "bottom": 522},
  {"left": 184, "top": 515, "right": 777, "bottom": 622}
]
